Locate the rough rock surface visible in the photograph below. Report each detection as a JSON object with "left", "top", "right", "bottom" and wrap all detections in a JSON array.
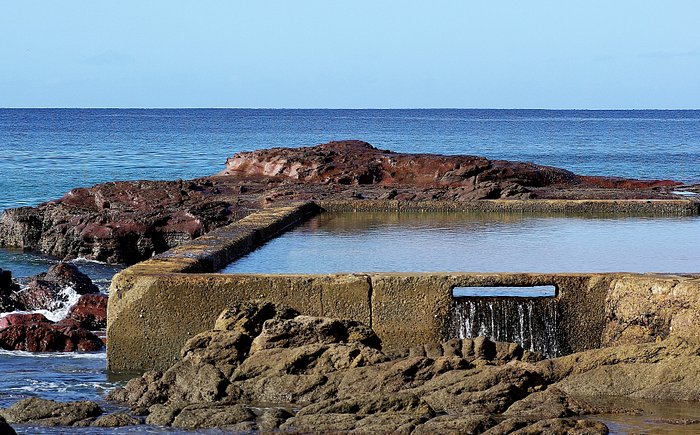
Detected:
[
  {"left": 0, "top": 141, "right": 684, "bottom": 265},
  {"left": 17, "top": 262, "right": 99, "bottom": 311},
  {"left": 0, "top": 397, "right": 102, "bottom": 427},
  {"left": 106, "top": 301, "right": 618, "bottom": 433},
  {"left": 0, "top": 313, "right": 103, "bottom": 352},
  {"left": 66, "top": 293, "right": 108, "bottom": 330}
]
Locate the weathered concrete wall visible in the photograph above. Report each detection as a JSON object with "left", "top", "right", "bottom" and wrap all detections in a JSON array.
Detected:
[
  {"left": 107, "top": 199, "right": 700, "bottom": 372},
  {"left": 369, "top": 273, "right": 613, "bottom": 353},
  {"left": 319, "top": 199, "right": 700, "bottom": 215},
  {"left": 108, "top": 272, "right": 371, "bottom": 372}
]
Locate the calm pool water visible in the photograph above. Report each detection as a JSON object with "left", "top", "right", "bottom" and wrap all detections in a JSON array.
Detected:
[{"left": 222, "top": 212, "right": 700, "bottom": 274}]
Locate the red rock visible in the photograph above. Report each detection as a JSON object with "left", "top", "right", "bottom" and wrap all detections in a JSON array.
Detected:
[
  {"left": 0, "top": 313, "right": 103, "bottom": 352},
  {"left": 0, "top": 141, "right": 685, "bottom": 266},
  {"left": 67, "top": 294, "right": 108, "bottom": 330},
  {"left": 0, "top": 313, "right": 51, "bottom": 329},
  {"left": 18, "top": 262, "right": 99, "bottom": 311},
  {"left": 43, "top": 262, "right": 99, "bottom": 294}
]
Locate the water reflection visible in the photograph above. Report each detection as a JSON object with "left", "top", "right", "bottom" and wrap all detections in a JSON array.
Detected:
[{"left": 222, "top": 212, "right": 700, "bottom": 274}]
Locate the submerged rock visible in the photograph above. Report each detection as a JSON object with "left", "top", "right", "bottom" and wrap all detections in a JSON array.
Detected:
[{"left": 0, "top": 397, "right": 102, "bottom": 427}]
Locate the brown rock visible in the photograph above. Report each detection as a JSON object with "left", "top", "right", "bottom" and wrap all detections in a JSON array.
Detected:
[
  {"left": 250, "top": 315, "right": 381, "bottom": 353},
  {"left": 91, "top": 412, "right": 141, "bottom": 427},
  {"left": 0, "top": 397, "right": 102, "bottom": 427}
]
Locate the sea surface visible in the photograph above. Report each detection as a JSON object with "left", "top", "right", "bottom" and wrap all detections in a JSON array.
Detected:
[{"left": 1, "top": 109, "right": 700, "bottom": 433}]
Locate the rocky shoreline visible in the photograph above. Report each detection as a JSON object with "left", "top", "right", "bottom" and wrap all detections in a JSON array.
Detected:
[
  {"left": 3, "top": 301, "right": 700, "bottom": 433},
  {"left": 0, "top": 141, "right": 691, "bottom": 266},
  {"left": 0, "top": 264, "right": 106, "bottom": 352}
]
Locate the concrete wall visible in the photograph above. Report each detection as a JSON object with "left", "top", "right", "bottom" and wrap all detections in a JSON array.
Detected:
[{"left": 107, "top": 199, "right": 700, "bottom": 372}]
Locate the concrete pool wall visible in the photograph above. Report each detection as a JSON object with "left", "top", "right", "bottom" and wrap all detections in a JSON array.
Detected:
[{"left": 107, "top": 199, "right": 700, "bottom": 372}]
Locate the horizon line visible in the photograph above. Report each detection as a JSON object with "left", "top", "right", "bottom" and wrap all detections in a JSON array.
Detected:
[{"left": 1, "top": 107, "right": 700, "bottom": 111}]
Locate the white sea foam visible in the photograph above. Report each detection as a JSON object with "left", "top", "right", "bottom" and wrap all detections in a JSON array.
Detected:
[
  {"left": 672, "top": 190, "right": 698, "bottom": 196},
  {"left": 70, "top": 257, "right": 110, "bottom": 265},
  {"left": 1, "top": 285, "right": 81, "bottom": 322},
  {"left": 0, "top": 349, "right": 105, "bottom": 359}
]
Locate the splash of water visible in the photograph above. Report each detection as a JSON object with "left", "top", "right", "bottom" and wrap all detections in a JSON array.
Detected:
[{"left": 452, "top": 297, "right": 566, "bottom": 358}]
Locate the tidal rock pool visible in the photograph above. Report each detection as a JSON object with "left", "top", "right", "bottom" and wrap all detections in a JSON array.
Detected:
[{"left": 221, "top": 212, "right": 700, "bottom": 274}]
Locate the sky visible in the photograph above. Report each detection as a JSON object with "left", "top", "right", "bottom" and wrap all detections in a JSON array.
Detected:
[{"left": 1, "top": 1, "right": 699, "bottom": 109}]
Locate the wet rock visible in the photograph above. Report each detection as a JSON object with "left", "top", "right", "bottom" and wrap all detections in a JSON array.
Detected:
[
  {"left": 0, "top": 268, "right": 23, "bottom": 312},
  {"left": 0, "top": 416, "right": 17, "bottom": 435},
  {"left": 0, "top": 397, "right": 102, "bottom": 427},
  {"left": 18, "top": 263, "right": 98, "bottom": 311},
  {"left": 0, "top": 313, "right": 103, "bottom": 352},
  {"left": 91, "top": 412, "right": 141, "bottom": 427},
  {"left": 66, "top": 293, "right": 108, "bottom": 330}
]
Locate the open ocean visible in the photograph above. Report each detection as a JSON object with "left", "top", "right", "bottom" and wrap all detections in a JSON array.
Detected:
[{"left": 1, "top": 109, "right": 700, "bottom": 433}]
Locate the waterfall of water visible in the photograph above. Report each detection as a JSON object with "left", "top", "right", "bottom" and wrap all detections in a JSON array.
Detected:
[{"left": 451, "top": 297, "right": 566, "bottom": 358}]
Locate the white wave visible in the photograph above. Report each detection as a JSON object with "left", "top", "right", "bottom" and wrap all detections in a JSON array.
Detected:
[
  {"left": 69, "top": 256, "right": 110, "bottom": 265},
  {"left": 0, "top": 349, "right": 105, "bottom": 359},
  {"left": 1, "top": 285, "right": 81, "bottom": 322},
  {"left": 672, "top": 190, "right": 698, "bottom": 196}
]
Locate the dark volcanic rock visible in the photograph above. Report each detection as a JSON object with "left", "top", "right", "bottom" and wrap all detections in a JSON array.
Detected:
[
  {"left": 0, "top": 268, "right": 23, "bottom": 312},
  {"left": 67, "top": 293, "right": 108, "bottom": 330},
  {"left": 0, "top": 141, "right": 683, "bottom": 265},
  {"left": 18, "top": 262, "right": 98, "bottom": 311},
  {"left": 0, "top": 415, "right": 17, "bottom": 435},
  {"left": 0, "top": 313, "right": 104, "bottom": 352}
]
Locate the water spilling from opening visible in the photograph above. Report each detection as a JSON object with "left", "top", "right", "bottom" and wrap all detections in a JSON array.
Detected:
[{"left": 452, "top": 297, "right": 566, "bottom": 358}]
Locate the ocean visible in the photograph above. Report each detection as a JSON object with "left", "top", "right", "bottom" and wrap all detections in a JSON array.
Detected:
[{"left": 1, "top": 109, "right": 699, "bottom": 433}]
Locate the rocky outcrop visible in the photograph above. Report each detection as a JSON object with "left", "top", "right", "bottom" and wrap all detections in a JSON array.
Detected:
[
  {"left": 0, "top": 398, "right": 140, "bottom": 428},
  {"left": 0, "top": 141, "right": 685, "bottom": 265},
  {"left": 107, "top": 301, "right": 616, "bottom": 433},
  {"left": 0, "top": 397, "right": 102, "bottom": 427},
  {"left": 18, "top": 262, "right": 99, "bottom": 311},
  {"left": 0, "top": 313, "right": 103, "bottom": 352}
]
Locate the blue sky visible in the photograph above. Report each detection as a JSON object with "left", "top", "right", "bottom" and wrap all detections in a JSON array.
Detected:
[{"left": 1, "top": 1, "right": 699, "bottom": 108}]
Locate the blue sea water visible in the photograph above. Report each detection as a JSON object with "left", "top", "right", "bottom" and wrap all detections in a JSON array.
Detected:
[
  {"left": 1, "top": 109, "right": 700, "bottom": 433},
  {"left": 2, "top": 109, "right": 700, "bottom": 213}
]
